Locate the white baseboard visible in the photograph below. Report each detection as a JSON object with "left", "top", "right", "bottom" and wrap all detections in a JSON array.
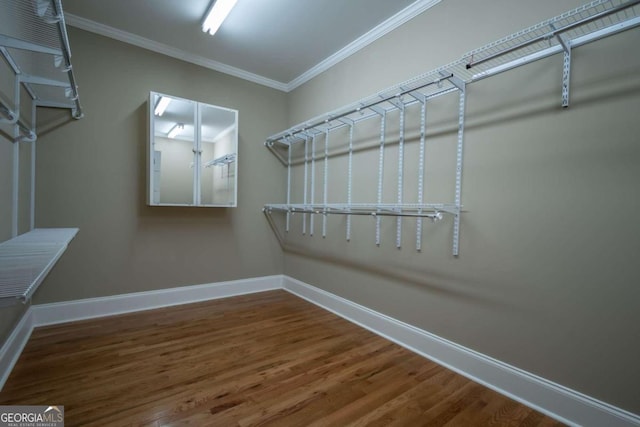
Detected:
[
  {"left": 1, "top": 274, "right": 638, "bottom": 426},
  {"left": 33, "top": 275, "right": 283, "bottom": 326},
  {"left": 0, "top": 308, "right": 34, "bottom": 389},
  {"left": 282, "top": 275, "right": 640, "bottom": 427}
]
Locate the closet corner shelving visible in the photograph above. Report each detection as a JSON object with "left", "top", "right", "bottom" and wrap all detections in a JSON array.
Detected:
[
  {"left": 262, "top": 0, "right": 640, "bottom": 255},
  {"left": 1, "top": 0, "right": 82, "bottom": 304},
  {"left": 1, "top": 0, "right": 83, "bottom": 132}
]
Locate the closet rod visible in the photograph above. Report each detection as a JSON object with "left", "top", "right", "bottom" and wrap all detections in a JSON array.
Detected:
[
  {"left": 266, "top": 73, "right": 454, "bottom": 145},
  {"left": 466, "top": 0, "right": 640, "bottom": 69},
  {"left": 265, "top": 206, "right": 445, "bottom": 219}
]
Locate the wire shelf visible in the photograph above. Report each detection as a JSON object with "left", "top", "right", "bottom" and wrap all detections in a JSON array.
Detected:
[
  {"left": 267, "top": 0, "right": 640, "bottom": 146},
  {"left": 463, "top": 0, "right": 640, "bottom": 79},
  {"left": 0, "top": 0, "right": 61, "bottom": 51},
  {"left": 266, "top": 65, "right": 464, "bottom": 146},
  {"left": 0, "top": 228, "right": 78, "bottom": 304}
]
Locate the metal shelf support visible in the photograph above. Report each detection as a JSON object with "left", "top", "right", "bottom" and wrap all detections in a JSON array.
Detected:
[
  {"left": 376, "top": 110, "right": 386, "bottom": 246},
  {"left": 453, "top": 84, "right": 466, "bottom": 257}
]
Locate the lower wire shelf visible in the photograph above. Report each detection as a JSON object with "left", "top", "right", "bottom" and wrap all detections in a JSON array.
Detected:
[{"left": 0, "top": 228, "right": 78, "bottom": 306}]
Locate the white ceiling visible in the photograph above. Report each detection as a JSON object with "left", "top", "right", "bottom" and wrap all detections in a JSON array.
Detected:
[{"left": 61, "top": 0, "right": 441, "bottom": 92}]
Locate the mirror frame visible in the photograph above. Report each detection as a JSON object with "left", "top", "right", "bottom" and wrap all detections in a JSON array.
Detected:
[{"left": 148, "top": 91, "right": 238, "bottom": 207}]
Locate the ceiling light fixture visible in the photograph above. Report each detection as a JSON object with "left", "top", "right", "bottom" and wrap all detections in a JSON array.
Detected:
[
  {"left": 202, "top": 0, "right": 238, "bottom": 36},
  {"left": 167, "top": 123, "right": 184, "bottom": 139},
  {"left": 154, "top": 96, "right": 171, "bottom": 116}
]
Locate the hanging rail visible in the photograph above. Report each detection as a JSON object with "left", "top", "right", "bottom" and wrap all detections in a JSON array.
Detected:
[
  {"left": 264, "top": 204, "right": 452, "bottom": 219},
  {"left": 263, "top": 0, "right": 640, "bottom": 254}
]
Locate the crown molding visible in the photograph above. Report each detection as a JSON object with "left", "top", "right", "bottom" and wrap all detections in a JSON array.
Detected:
[
  {"left": 65, "top": 0, "right": 441, "bottom": 93},
  {"left": 64, "top": 14, "right": 289, "bottom": 92},
  {"left": 286, "top": 0, "right": 441, "bottom": 91}
]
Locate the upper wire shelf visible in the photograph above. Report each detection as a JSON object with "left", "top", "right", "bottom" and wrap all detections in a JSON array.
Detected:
[
  {"left": 266, "top": 0, "right": 640, "bottom": 147},
  {"left": 463, "top": 0, "right": 640, "bottom": 80},
  {"left": 265, "top": 68, "right": 462, "bottom": 147}
]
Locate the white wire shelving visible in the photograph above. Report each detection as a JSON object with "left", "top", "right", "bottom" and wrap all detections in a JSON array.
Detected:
[
  {"left": 1, "top": 2, "right": 82, "bottom": 297},
  {"left": 0, "top": 0, "right": 82, "bottom": 144},
  {"left": 0, "top": 228, "right": 78, "bottom": 306},
  {"left": 204, "top": 152, "right": 237, "bottom": 168},
  {"left": 263, "top": 0, "right": 640, "bottom": 255},
  {"left": 265, "top": 70, "right": 467, "bottom": 253}
]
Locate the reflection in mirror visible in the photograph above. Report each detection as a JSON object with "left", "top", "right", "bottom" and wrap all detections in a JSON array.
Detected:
[
  {"left": 151, "top": 95, "right": 195, "bottom": 205},
  {"left": 201, "top": 104, "right": 236, "bottom": 205},
  {"left": 149, "top": 92, "right": 238, "bottom": 207}
]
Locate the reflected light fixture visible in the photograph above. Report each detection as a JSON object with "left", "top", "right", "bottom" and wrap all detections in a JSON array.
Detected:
[
  {"left": 167, "top": 123, "right": 184, "bottom": 139},
  {"left": 154, "top": 96, "right": 171, "bottom": 116},
  {"left": 202, "top": 0, "right": 238, "bottom": 36}
]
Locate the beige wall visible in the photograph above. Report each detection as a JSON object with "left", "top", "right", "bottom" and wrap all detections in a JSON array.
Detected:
[
  {"left": 2, "top": 0, "right": 638, "bottom": 416},
  {"left": 283, "top": 0, "right": 640, "bottom": 414},
  {"left": 32, "top": 27, "right": 287, "bottom": 303}
]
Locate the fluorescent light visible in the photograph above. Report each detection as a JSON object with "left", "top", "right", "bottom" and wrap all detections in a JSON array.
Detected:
[
  {"left": 202, "top": 0, "right": 238, "bottom": 36},
  {"left": 154, "top": 96, "right": 171, "bottom": 116},
  {"left": 167, "top": 123, "right": 184, "bottom": 139}
]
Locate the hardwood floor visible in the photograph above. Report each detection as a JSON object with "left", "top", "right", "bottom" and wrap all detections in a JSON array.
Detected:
[{"left": 0, "top": 291, "right": 564, "bottom": 426}]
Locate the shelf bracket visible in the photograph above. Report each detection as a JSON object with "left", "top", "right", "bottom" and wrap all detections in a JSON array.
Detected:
[
  {"left": 336, "top": 119, "right": 355, "bottom": 241},
  {"left": 551, "top": 23, "right": 572, "bottom": 108},
  {"left": 439, "top": 71, "right": 465, "bottom": 92},
  {"left": 376, "top": 110, "right": 387, "bottom": 246},
  {"left": 286, "top": 143, "right": 292, "bottom": 231},
  {"left": 561, "top": 45, "right": 572, "bottom": 108},
  {"left": 453, "top": 82, "right": 466, "bottom": 257}
]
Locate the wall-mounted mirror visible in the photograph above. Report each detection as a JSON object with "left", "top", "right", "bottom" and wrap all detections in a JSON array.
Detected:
[{"left": 148, "top": 92, "right": 238, "bottom": 207}]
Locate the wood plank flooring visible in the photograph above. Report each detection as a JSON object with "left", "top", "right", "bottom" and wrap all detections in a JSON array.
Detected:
[{"left": 0, "top": 291, "right": 564, "bottom": 426}]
